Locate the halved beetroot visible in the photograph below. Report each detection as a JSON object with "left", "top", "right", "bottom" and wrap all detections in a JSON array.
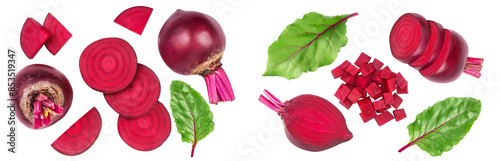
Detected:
[
  {"left": 104, "top": 64, "right": 160, "bottom": 118},
  {"left": 118, "top": 101, "right": 171, "bottom": 151},
  {"left": 409, "top": 21, "right": 444, "bottom": 70},
  {"left": 43, "top": 13, "right": 72, "bottom": 55},
  {"left": 114, "top": 6, "right": 153, "bottom": 35},
  {"left": 79, "top": 38, "right": 138, "bottom": 93},
  {"left": 20, "top": 18, "right": 51, "bottom": 59},
  {"left": 389, "top": 13, "right": 430, "bottom": 64},
  {"left": 420, "top": 30, "right": 469, "bottom": 83},
  {"left": 51, "top": 107, "right": 102, "bottom": 156}
]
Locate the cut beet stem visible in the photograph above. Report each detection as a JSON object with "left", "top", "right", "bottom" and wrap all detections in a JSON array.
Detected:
[
  {"left": 464, "top": 57, "right": 483, "bottom": 78},
  {"left": 204, "top": 67, "right": 235, "bottom": 104}
]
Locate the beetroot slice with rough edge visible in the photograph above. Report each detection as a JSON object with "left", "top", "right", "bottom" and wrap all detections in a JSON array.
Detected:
[
  {"left": 104, "top": 64, "right": 160, "bottom": 118},
  {"left": 409, "top": 21, "right": 444, "bottom": 70},
  {"left": 114, "top": 6, "right": 153, "bottom": 35},
  {"left": 51, "top": 107, "right": 102, "bottom": 156},
  {"left": 389, "top": 13, "right": 430, "bottom": 64},
  {"left": 43, "top": 13, "right": 72, "bottom": 55},
  {"left": 20, "top": 18, "right": 51, "bottom": 59},
  {"left": 79, "top": 38, "right": 137, "bottom": 93},
  {"left": 118, "top": 101, "right": 171, "bottom": 151},
  {"left": 419, "top": 30, "right": 452, "bottom": 76}
]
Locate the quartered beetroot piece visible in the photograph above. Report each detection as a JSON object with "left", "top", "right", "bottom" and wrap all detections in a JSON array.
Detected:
[
  {"left": 51, "top": 107, "right": 102, "bottom": 156},
  {"left": 118, "top": 102, "right": 171, "bottom": 151},
  {"left": 79, "top": 38, "right": 138, "bottom": 93},
  {"left": 43, "top": 13, "right": 72, "bottom": 55},
  {"left": 104, "top": 64, "right": 160, "bottom": 118},
  {"left": 20, "top": 18, "right": 51, "bottom": 59},
  {"left": 114, "top": 6, "right": 153, "bottom": 35}
]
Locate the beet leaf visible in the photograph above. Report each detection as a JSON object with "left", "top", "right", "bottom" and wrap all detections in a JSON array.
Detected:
[
  {"left": 399, "top": 97, "right": 481, "bottom": 156},
  {"left": 263, "top": 12, "right": 357, "bottom": 80},
  {"left": 170, "top": 80, "right": 215, "bottom": 157}
]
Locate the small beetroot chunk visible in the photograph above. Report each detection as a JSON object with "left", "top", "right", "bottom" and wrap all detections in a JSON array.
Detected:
[
  {"left": 395, "top": 72, "right": 408, "bottom": 88},
  {"left": 335, "top": 84, "right": 352, "bottom": 101},
  {"left": 375, "top": 111, "right": 394, "bottom": 126},
  {"left": 339, "top": 99, "right": 353, "bottom": 109},
  {"left": 43, "top": 13, "right": 72, "bottom": 55},
  {"left": 355, "top": 52, "right": 371, "bottom": 67},
  {"left": 357, "top": 97, "right": 373, "bottom": 113},
  {"left": 397, "top": 83, "right": 408, "bottom": 94},
  {"left": 340, "top": 72, "right": 355, "bottom": 85},
  {"left": 365, "top": 82, "right": 382, "bottom": 98},
  {"left": 382, "top": 93, "right": 394, "bottom": 105},
  {"left": 347, "top": 87, "right": 363, "bottom": 103},
  {"left": 21, "top": 18, "right": 51, "bottom": 59},
  {"left": 359, "top": 109, "right": 377, "bottom": 123},
  {"left": 373, "top": 58, "right": 384, "bottom": 71},
  {"left": 392, "top": 93, "right": 403, "bottom": 109},
  {"left": 393, "top": 109, "right": 407, "bottom": 122},
  {"left": 384, "top": 78, "right": 397, "bottom": 93},
  {"left": 114, "top": 6, "right": 153, "bottom": 35},
  {"left": 372, "top": 100, "right": 386, "bottom": 111},
  {"left": 360, "top": 63, "right": 375, "bottom": 77},
  {"left": 332, "top": 60, "right": 352, "bottom": 78},
  {"left": 380, "top": 66, "right": 396, "bottom": 79},
  {"left": 345, "top": 64, "right": 360, "bottom": 76}
]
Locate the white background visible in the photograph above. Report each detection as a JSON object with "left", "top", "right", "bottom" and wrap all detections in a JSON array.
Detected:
[{"left": 1, "top": 0, "right": 499, "bottom": 161}]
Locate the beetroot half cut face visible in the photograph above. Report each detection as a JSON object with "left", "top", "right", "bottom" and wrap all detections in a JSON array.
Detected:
[
  {"left": 13, "top": 64, "right": 73, "bottom": 129},
  {"left": 389, "top": 13, "right": 430, "bottom": 64},
  {"left": 114, "top": 6, "right": 153, "bottom": 35},
  {"left": 117, "top": 101, "right": 171, "bottom": 151},
  {"left": 43, "top": 13, "right": 72, "bottom": 55},
  {"left": 104, "top": 64, "right": 161, "bottom": 118},
  {"left": 79, "top": 37, "right": 138, "bottom": 93},
  {"left": 51, "top": 107, "right": 102, "bottom": 156},
  {"left": 20, "top": 18, "right": 51, "bottom": 59}
]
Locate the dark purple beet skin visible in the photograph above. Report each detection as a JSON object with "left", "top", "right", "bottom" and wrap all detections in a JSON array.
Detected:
[{"left": 12, "top": 64, "right": 73, "bottom": 129}]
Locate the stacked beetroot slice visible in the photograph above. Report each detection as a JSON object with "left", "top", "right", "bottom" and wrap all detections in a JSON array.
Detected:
[{"left": 332, "top": 52, "right": 407, "bottom": 126}]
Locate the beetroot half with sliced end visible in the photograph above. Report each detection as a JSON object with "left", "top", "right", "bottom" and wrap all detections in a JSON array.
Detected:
[
  {"left": 389, "top": 13, "right": 430, "bottom": 64},
  {"left": 52, "top": 107, "right": 102, "bottom": 156},
  {"left": 114, "top": 6, "right": 153, "bottom": 35},
  {"left": 20, "top": 18, "right": 51, "bottom": 59},
  {"left": 12, "top": 64, "right": 72, "bottom": 129},
  {"left": 104, "top": 64, "right": 160, "bottom": 118},
  {"left": 158, "top": 9, "right": 234, "bottom": 104},
  {"left": 79, "top": 38, "right": 137, "bottom": 93},
  {"left": 409, "top": 21, "right": 444, "bottom": 70},
  {"left": 43, "top": 13, "right": 72, "bottom": 55},
  {"left": 118, "top": 101, "right": 171, "bottom": 151}
]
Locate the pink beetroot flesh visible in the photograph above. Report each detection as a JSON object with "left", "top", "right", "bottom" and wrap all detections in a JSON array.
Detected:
[
  {"left": 375, "top": 111, "right": 394, "bottom": 126},
  {"left": 114, "top": 6, "right": 153, "bottom": 35},
  {"left": 104, "top": 64, "right": 160, "bottom": 118},
  {"left": 354, "top": 52, "right": 371, "bottom": 67},
  {"left": 335, "top": 84, "right": 351, "bottom": 101},
  {"left": 20, "top": 18, "right": 51, "bottom": 59},
  {"left": 259, "top": 90, "right": 353, "bottom": 151},
  {"left": 389, "top": 13, "right": 430, "bottom": 64},
  {"left": 393, "top": 109, "right": 407, "bottom": 122},
  {"left": 409, "top": 21, "right": 444, "bottom": 70},
  {"left": 51, "top": 107, "right": 101, "bottom": 156},
  {"left": 43, "top": 13, "right": 72, "bottom": 55},
  {"left": 158, "top": 9, "right": 233, "bottom": 104}
]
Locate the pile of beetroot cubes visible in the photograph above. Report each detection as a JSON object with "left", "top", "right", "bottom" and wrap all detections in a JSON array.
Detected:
[{"left": 332, "top": 52, "right": 407, "bottom": 126}]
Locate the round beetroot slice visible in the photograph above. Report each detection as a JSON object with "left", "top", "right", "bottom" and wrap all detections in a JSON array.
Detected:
[
  {"left": 79, "top": 37, "right": 137, "bottom": 93},
  {"left": 409, "top": 21, "right": 445, "bottom": 70},
  {"left": 118, "top": 101, "right": 171, "bottom": 151},
  {"left": 104, "top": 64, "right": 161, "bottom": 118},
  {"left": 420, "top": 29, "right": 452, "bottom": 77},
  {"left": 51, "top": 107, "right": 102, "bottom": 156},
  {"left": 389, "top": 13, "right": 430, "bottom": 64}
]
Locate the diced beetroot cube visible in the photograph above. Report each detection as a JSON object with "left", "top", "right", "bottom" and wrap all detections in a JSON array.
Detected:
[
  {"left": 331, "top": 66, "right": 344, "bottom": 79},
  {"left": 354, "top": 87, "right": 366, "bottom": 98},
  {"left": 365, "top": 82, "right": 382, "bottom": 98},
  {"left": 371, "top": 71, "right": 384, "bottom": 85},
  {"left": 345, "top": 64, "right": 360, "bottom": 76},
  {"left": 392, "top": 93, "right": 403, "bottom": 109},
  {"left": 383, "top": 93, "right": 394, "bottom": 105},
  {"left": 375, "top": 111, "right": 394, "bottom": 126},
  {"left": 395, "top": 72, "right": 408, "bottom": 88},
  {"left": 355, "top": 52, "right": 371, "bottom": 67},
  {"left": 358, "top": 97, "right": 373, "bottom": 113},
  {"left": 372, "top": 99, "right": 386, "bottom": 111},
  {"left": 347, "top": 87, "right": 363, "bottom": 103},
  {"left": 397, "top": 83, "right": 408, "bottom": 94},
  {"left": 338, "top": 60, "right": 352, "bottom": 70},
  {"left": 373, "top": 58, "right": 384, "bottom": 71},
  {"left": 339, "top": 99, "right": 353, "bottom": 109},
  {"left": 354, "top": 75, "right": 372, "bottom": 89},
  {"left": 393, "top": 109, "right": 407, "bottom": 122},
  {"left": 360, "top": 110, "right": 377, "bottom": 123},
  {"left": 340, "top": 72, "right": 354, "bottom": 84},
  {"left": 360, "top": 63, "right": 375, "bottom": 77},
  {"left": 380, "top": 66, "right": 396, "bottom": 79},
  {"left": 335, "top": 84, "right": 351, "bottom": 101},
  {"left": 384, "top": 78, "right": 397, "bottom": 93},
  {"left": 345, "top": 84, "right": 354, "bottom": 90},
  {"left": 372, "top": 93, "right": 383, "bottom": 100}
]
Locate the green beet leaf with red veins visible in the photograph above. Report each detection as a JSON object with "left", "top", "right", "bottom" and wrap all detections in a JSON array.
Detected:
[
  {"left": 399, "top": 97, "right": 481, "bottom": 156},
  {"left": 170, "top": 80, "right": 215, "bottom": 157},
  {"left": 263, "top": 12, "right": 358, "bottom": 80}
]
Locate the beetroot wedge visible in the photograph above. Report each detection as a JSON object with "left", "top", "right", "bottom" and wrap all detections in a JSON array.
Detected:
[
  {"left": 117, "top": 101, "right": 171, "bottom": 151},
  {"left": 51, "top": 107, "right": 102, "bottom": 156},
  {"left": 79, "top": 38, "right": 137, "bottom": 93},
  {"left": 20, "top": 18, "right": 51, "bottom": 59},
  {"left": 114, "top": 6, "right": 153, "bottom": 35},
  {"left": 104, "top": 64, "right": 160, "bottom": 118},
  {"left": 43, "top": 13, "right": 72, "bottom": 55}
]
